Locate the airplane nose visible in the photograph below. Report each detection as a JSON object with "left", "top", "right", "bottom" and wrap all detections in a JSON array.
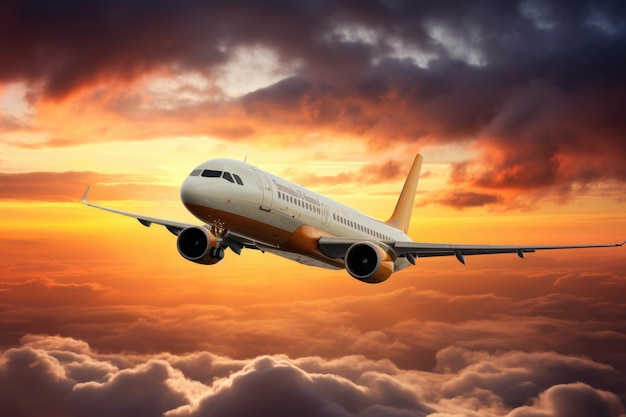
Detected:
[{"left": 180, "top": 176, "right": 203, "bottom": 206}]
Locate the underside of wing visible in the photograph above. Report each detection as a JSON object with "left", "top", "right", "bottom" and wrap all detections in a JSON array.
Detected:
[
  {"left": 394, "top": 241, "right": 625, "bottom": 264},
  {"left": 319, "top": 236, "right": 625, "bottom": 265},
  {"left": 82, "top": 185, "right": 195, "bottom": 235},
  {"left": 81, "top": 186, "right": 259, "bottom": 253}
]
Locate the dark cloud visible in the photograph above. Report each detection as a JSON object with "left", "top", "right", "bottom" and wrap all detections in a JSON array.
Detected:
[
  {"left": 437, "top": 348, "right": 624, "bottom": 408},
  {"left": 0, "top": 335, "right": 624, "bottom": 417},
  {"left": 2, "top": 0, "right": 625, "bottom": 204},
  {"left": 0, "top": 346, "right": 74, "bottom": 417},
  {"left": 70, "top": 360, "right": 188, "bottom": 417},
  {"left": 418, "top": 189, "right": 503, "bottom": 209},
  {"left": 508, "top": 382, "right": 625, "bottom": 417}
]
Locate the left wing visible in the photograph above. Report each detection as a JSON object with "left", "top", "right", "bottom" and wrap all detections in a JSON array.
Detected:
[
  {"left": 319, "top": 237, "right": 625, "bottom": 265},
  {"left": 82, "top": 185, "right": 194, "bottom": 236},
  {"left": 81, "top": 186, "right": 258, "bottom": 253}
]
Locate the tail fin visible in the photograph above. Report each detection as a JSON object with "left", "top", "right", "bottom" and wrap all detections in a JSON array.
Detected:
[{"left": 385, "top": 153, "right": 423, "bottom": 234}]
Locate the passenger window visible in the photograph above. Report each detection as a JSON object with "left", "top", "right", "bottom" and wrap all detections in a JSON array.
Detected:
[
  {"left": 202, "top": 170, "right": 222, "bottom": 178},
  {"left": 189, "top": 169, "right": 202, "bottom": 176},
  {"left": 233, "top": 174, "right": 244, "bottom": 185},
  {"left": 222, "top": 172, "right": 235, "bottom": 183}
]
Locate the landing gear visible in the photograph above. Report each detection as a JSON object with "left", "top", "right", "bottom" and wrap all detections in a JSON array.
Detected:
[
  {"left": 203, "top": 224, "right": 228, "bottom": 260},
  {"left": 209, "top": 246, "right": 225, "bottom": 260}
]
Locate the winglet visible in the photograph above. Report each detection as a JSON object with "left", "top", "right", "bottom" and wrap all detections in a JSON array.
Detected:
[
  {"left": 82, "top": 185, "right": 91, "bottom": 204},
  {"left": 386, "top": 153, "right": 423, "bottom": 234}
]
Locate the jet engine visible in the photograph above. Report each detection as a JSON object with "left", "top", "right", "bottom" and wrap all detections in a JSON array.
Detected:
[
  {"left": 176, "top": 226, "right": 224, "bottom": 265},
  {"left": 344, "top": 241, "right": 394, "bottom": 283}
]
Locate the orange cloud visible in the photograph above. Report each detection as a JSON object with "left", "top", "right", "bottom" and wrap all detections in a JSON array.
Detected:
[
  {"left": 0, "top": 171, "right": 176, "bottom": 201},
  {"left": 417, "top": 189, "right": 503, "bottom": 209},
  {"left": 283, "top": 159, "right": 407, "bottom": 188}
]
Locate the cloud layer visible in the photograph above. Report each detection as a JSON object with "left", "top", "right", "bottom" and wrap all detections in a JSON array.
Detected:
[
  {"left": 1, "top": 334, "right": 624, "bottom": 417},
  {"left": 0, "top": 171, "right": 176, "bottom": 201},
  {"left": 1, "top": 247, "right": 625, "bottom": 415},
  {"left": 2, "top": 0, "right": 625, "bottom": 207}
]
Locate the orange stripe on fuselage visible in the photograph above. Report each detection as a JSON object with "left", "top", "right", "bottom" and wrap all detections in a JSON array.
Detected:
[{"left": 183, "top": 203, "right": 344, "bottom": 269}]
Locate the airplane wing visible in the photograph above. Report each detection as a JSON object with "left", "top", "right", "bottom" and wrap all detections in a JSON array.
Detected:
[
  {"left": 318, "top": 237, "right": 625, "bottom": 265},
  {"left": 81, "top": 186, "right": 258, "bottom": 253},
  {"left": 82, "top": 185, "right": 194, "bottom": 235}
]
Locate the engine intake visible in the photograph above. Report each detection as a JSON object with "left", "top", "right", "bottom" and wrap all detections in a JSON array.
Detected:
[
  {"left": 344, "top": 241, "right": 394, "bottom": 283},
  {"left": 177, "top": 226, "right": 222, "bottom": 265}
]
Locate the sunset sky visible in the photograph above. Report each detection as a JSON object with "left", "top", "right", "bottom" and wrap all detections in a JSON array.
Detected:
[{"left": 1, "top": 0, "right": 625, "bottom": 416}]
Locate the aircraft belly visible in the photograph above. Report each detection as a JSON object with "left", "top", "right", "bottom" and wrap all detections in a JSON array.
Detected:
[
  {"left": 183, "top": 202, "right": 293, "bottom": 246},
  {"left": 263, "top": 248, "right": 342, "bottom": 270}
]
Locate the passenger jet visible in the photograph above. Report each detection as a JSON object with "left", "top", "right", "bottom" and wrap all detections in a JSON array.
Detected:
[{"left": 82, "top": 154, "right": 624, "bottom": 283}]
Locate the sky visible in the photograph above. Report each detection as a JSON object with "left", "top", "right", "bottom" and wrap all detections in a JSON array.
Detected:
[{"left": 1, "top": 0, "right": 625, "bottom": 416}]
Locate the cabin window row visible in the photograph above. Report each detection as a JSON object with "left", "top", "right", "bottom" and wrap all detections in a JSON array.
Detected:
[
  {"left": 332, "top": 213, "right": 391, "bottom": 241},
  {"left": 277, "top": 191, "right": 321, "bottom": 214},
  {"left": 189, "top": 169, "right": 244, "bottom": 185}
]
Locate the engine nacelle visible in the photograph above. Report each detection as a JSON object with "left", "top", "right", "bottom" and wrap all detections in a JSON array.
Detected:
[
  {"left": 176, "top": 226, "right": 223, "bottom": 265},
  {"left": 344, "top": 241, "right": 394, "bottom": 284}
]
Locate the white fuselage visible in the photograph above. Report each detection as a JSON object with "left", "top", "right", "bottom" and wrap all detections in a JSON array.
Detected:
[{"left": 180, "top": 159, "right": 412, "bottom": 271}]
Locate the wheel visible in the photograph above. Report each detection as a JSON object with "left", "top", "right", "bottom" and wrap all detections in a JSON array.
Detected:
[{"left": 215, "top": 247, "right": 225, "bottom": 260}]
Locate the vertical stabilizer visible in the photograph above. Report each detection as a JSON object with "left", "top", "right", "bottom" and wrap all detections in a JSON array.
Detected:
[{"left": 385, "top": 153, "right": 423, "bottom": 234}]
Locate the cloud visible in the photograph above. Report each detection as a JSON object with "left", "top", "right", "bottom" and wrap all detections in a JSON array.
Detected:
[
  {"left": 437, "top": 348, "right": 624, "bottom": 408},
  {"left": 0, "top": 278, "right": 108, "bottom": 306},
  {"left": 507, "top": 382, "right": 624, "bottom": 417},
  {"left": 284, "top": 159, "right": 407, "bottom": 188},
  {"left": 2, "top": 0, "right": 625, "bottom": 205},
  {"left": 0, "top": 171, "right": 176, "bottom": 201},
  {"left": 0, "top": 335, "right": 624, "bottom": 417},
  {"left": 70, "top": 360, "right": 189, "bottom": 417},
  {"left": 0, "top": 242, "right": 624, "bottom": 413},
  {"left": 1, "top": 270, "right": 625, "bottom": 372},
  {"left": 417, "top": 189, "right": 503, "bottom": 209}
]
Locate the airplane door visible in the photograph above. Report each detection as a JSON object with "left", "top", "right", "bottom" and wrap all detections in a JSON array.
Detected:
[
  {"left": 321, "top": 204, "right": 330, "bottom": 226},
  {"left": 253, "top": 169, "right": 273, "bottom": 212}
]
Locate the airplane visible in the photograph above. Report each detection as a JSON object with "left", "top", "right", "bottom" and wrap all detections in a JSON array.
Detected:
[{"left": 82, "top": 153, "right": 624, "bottom": 283}]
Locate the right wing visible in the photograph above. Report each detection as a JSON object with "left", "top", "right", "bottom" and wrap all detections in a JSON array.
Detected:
[
  {"left": 318, "top": 237, "right": 625, "bottom": 265},
  {"left": 391, "top": 240, "right": 625, "bottom": 264},
  {"left": 81, "top": 186, "right": 259, "bottom": 253}
]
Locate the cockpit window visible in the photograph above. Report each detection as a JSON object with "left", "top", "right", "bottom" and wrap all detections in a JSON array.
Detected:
[
  {"left": 199, "top": 169, "right": 244, "bottom": 185},
  {"left": 222, "top": 172, "right": 235, "bottom": 183},
  {"left": 189, "top": 169, "right": 202, "bottom": 176},
  {"left": 201, "top": 170, "right": 222, "bottom": 178}
]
